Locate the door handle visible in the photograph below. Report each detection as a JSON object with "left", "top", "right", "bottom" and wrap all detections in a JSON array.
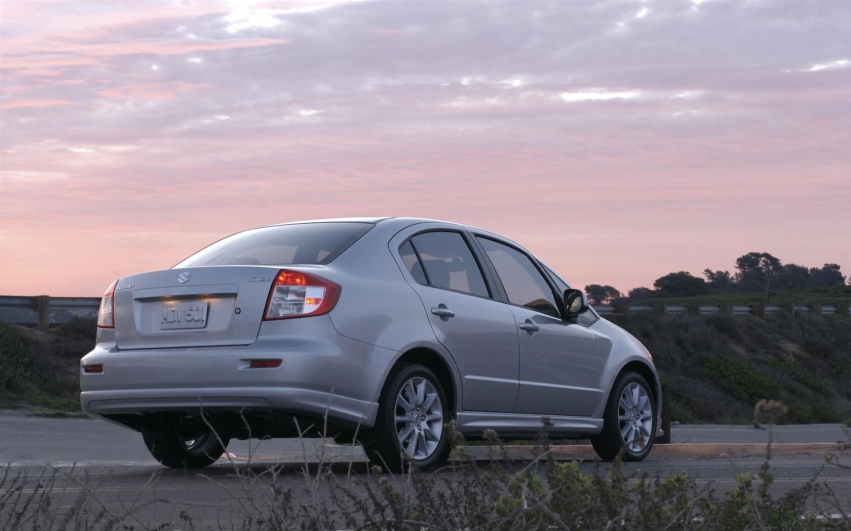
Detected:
[
  {"left": 431, "top": 306, "right": 455, "bottom": 318},
  {"left": 518, "top": 320, "right": 539, "bottom": 333}
]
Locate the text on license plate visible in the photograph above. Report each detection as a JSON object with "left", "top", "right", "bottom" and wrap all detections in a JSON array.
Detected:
[{"left": 160, "top": 301, "right": 208, "bottom": 330}]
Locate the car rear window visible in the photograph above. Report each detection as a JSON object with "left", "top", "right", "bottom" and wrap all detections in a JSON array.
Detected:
[
  {"left": 399, "top": 241, "right": 428, "bottom": 285},
  {"left": 174, "top": 222, "right": 373, "bottom": 268},
  {"left": 410, "top": 231, "right": 490, "bottom": 298}
]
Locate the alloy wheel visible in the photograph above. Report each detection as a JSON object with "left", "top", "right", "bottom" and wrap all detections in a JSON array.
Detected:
[
  {"left": 394, "top": 376, "right": 444, "bottom": 460},
  {"left": 618, "top": 382, "right": 653, "bottom": 452}
]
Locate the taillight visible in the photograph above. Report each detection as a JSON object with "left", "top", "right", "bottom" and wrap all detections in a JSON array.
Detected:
[
  {"left": 264, "top": 269, "right": 341, "bottom": 320},
  {"left": 97, "top": 279, "right": 118, "bottom": 328}
]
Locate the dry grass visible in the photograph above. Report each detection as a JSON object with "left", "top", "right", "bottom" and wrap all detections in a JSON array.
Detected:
[{"left": 2, "top": 414, "right": 851, "bottom": 530}]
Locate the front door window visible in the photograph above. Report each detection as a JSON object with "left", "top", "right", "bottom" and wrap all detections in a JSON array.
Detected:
[{"left": 476, "top": 237, "right": 559, "bottom": 317}]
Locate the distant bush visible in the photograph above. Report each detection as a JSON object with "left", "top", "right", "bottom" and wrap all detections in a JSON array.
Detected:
[
  {"left": 593, "top": 251, "right": 848, "bottom": 300},
  {"left": 653, "top": 271, "right": 709, "bottom": 297}
]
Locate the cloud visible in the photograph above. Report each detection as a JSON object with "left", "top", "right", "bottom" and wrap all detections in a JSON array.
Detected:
[
  {"left": 19, "top": 37, "right": 288, "bottom": 59},
  {"left": 0, "top": 98, "right": 75, "bottom": 110},
  {"left": 560, "top": 90, "right": 640, "bottom": 102},
  {"left": 806, "top": 59, "right": 851, "bottom": 72},
  {"left": 95, "top": 81, "right": 205, "bottom": 101},
  {"left": 1, "top": 0, "right": 850, "bottom": 296}
]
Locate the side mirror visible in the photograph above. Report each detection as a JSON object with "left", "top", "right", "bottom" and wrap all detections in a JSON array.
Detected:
[{"left": 563, "top": 289, "right": 590, "bottom": 319}]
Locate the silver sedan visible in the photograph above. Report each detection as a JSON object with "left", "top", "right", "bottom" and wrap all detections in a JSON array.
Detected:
[{"left": 81, "top": 217, "right": 661, "bottom": 471}]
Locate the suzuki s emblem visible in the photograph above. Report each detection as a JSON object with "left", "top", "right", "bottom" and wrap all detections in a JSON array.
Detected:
[{"left": 177, "top": 272, "right": 192, "bottom": 284}]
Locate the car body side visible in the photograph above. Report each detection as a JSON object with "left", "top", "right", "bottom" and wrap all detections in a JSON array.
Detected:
[{"left": 80, "top": 217, "right": 661, "bottom": 440}]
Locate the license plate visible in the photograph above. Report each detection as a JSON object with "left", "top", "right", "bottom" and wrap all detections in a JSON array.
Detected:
[{"left": 160, "top": 300, "right": 208, "bottom": 330}]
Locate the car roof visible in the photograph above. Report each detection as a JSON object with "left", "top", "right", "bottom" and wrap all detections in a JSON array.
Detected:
[
  {"left": 270, "top": 216, "right": 481, "bottom": 227},
  {"left": 269, "top": 217, "right": 505, "bottom": 237},
  {"left": 270, "top": 217, "right": 391, "bottom": 225}
]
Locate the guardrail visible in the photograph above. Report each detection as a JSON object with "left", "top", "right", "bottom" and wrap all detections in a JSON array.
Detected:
[
  {"left": 1, "top": 295, "right": 848, "bottom": 330},
  {"left": 0, "top": 296, "right": 100, "bottom": 329},
  {"left": 592, "top": 302, "right": 849, "bottom": 318}
]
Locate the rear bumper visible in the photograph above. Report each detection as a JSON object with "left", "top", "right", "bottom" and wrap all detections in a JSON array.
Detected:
[
  {"left": 80, "top": 316, "right": 394, "bottom": 429},
  {"left": 81, "top": 387, "right": 379, "bottom": 428}
]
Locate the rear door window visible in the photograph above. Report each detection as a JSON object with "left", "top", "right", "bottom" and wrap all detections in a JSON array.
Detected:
[
  {"left": 409, "top": 232, "right": 489, "bottom": 298},
  {"left": 399, "top": 241, "right": 428, "bottom": 285},
  {"left": 175, "top": 222, "right": 373, "bottom": 267},
  {"left": 476, "top": 237, "right": 560, "bottom": 317}
]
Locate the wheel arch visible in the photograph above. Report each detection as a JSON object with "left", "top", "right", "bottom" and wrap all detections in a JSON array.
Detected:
[
  {"left": 380, "top": 346, "right": 459, "bottom": 417},
  {"left": 620, "top": 360, "right": 660, "bottom": 407},
  {"left": 597, "top": 357, "right": 661, "bottom": 418}
]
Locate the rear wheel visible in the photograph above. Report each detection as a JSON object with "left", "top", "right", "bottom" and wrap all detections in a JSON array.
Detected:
[
  {"left": 361, "top": 364, "right": 450, "bottom": 473},
  {"left": 591, "top": 371, "right": 656, "bottom": 462},
  {"left": 143, "top": 419, "right": 229, "bottom": 469}
]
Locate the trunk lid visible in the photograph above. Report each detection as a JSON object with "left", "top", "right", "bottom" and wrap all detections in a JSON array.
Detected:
[{"left": 114, "top": 266, "right": 280, "bottom": 350}]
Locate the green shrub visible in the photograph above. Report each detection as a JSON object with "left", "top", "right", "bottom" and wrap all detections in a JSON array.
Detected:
[
  {"left": 697, "top": 354, "right": 781, "bottom": 403},
  {"left": 0, "top": 321, "right": 40, "bottom": 392},
  {"left": 0, "top": 320, "right": 88, "bottom": 411},
  {"left": 57, "top": 316, "right": 98, "bottom": 341},
  {"left": 769, "top": 358, "right": 833, "bottom": 398}
]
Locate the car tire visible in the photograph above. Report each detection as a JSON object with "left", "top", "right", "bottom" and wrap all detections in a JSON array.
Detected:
[
  {"left": 591, "top": 371, "right": 656, "bottom": 462},
  {"left": 361, "top": 364, "right": 450, "bottom": 473},
  {"left": 142, "top": 424, "right": 229, "bottom": 469}
]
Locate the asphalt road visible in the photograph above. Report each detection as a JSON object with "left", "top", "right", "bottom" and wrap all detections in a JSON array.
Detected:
[
  {"left": 1, "top": 412, "right": 849, "bottom": 527},
  {"left": 2, "top": 412, "right": 848, "bottom": 466}
]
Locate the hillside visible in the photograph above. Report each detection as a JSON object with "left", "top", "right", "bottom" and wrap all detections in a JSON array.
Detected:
[
  {"left": 614, "top": 313, "right": 851, "bottom": 424},
  {"left": 2, "top": 315, "right": 850, "bottom": 425}
]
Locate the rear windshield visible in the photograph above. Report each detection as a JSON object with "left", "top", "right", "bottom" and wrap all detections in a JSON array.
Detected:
[{"left": 174, "top": 222, "right": 373, "bottom": 268}]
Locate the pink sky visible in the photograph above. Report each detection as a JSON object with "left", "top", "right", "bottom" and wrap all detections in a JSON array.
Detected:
[{"left": 1, "top": 0, "right": 850, "bottom": 297}]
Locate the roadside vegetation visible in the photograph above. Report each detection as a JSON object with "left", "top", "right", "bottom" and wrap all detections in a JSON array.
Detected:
[
  {"left": 614, "top": 313, "right": 851, "bottom": 425},
  {"left": 2, "top": 420, "right": 850, "bottom": 530},
  {"left": 0, "top": 318, "right": 90, "bottom": 412}
]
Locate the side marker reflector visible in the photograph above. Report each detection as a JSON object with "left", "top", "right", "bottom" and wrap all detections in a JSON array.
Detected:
[
  {"left": 249, "top": 359, "right": 282, "bottom": 369},
  {"left": 83, "top": 365, "right": 103, "bottom": 374}
]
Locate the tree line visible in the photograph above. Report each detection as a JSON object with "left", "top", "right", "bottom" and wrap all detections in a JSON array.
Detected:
[{"left": 584, "top": 252, "right": 848, "bottom": 305}]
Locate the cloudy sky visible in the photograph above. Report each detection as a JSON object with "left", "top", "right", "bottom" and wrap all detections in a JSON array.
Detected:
[{"left": 1, "top": 0, "right": 849, "bottom": 297}]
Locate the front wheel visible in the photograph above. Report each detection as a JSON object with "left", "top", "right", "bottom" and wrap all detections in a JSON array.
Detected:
[
  {"left": 143, "top": 420, "right": 229, "bottom": 469},
  {"left": 591, "top": 371, "right": 656, "bottom": 462},
  {"left": 361, "top": 364, "right": 450, "bottom": 473}
]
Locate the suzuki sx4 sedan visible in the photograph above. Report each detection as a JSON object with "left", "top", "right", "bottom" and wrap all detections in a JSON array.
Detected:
[{"left": 81, "top": 218, "right": 661, "bottom": 471}]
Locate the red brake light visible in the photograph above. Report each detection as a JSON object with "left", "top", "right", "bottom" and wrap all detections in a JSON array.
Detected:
[
  {"left": 249, "top": 359, "right": 282, "bottom": 368},
  {"left": 263, "top": 269, "right": 341, "bottom": 320},
  {"left": 97, "top": 280, "right": 118, "bottom": 328}
]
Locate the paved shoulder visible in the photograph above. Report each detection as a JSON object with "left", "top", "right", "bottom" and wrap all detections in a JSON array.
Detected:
[{"left": 671, "top": 424, "right": 850, "bottom": 444}]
